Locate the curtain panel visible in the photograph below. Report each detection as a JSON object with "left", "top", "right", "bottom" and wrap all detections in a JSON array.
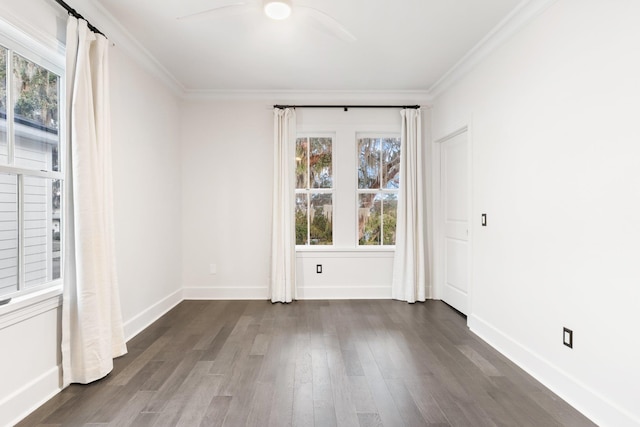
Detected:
[
  {"left": 61, "top": 17, "right": 127, "bottom": 385},
  {"left": 392, "top": 108, "right": 430, "bottom": 303},
  {"left": 270, "top": 108, "right": 296, "bottom": 303}
]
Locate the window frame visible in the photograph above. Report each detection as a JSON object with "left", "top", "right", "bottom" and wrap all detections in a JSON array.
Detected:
[
  {"left": 355, "top": 133, "right": 401, "bottom": 247},
  {"left": 294, "top": 132, "right": 335, "bottom": 247},
  {"left": 0, "top": 25, "right": 65, "bottom": 302}
]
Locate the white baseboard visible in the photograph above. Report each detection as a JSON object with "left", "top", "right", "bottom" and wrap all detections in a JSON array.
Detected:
[
  {"left": 183, "top": 286, "right": 392, "bottom": 300},
  {"left": 0, "top": 365, "right": 61, "bottom": 427},
  {"left": 123, "top": 288, "right": 183, "bottom": 341},
  {"left": 183, "top": 287, "right": 269, "bottom": 300},
  {"left": 297, "top": 286, "right": 391, "bottom": 300},
  {"left": 468, "top": 314, "right": 639, "bottom": 427}
]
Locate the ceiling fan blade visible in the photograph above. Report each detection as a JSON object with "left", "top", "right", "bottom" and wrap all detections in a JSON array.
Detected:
[
  {"left": 177, "top": 2, "right": 249, "bottom": 20},
  {"left": 296, "top": 6, "right": 357, "bottom": 42}
]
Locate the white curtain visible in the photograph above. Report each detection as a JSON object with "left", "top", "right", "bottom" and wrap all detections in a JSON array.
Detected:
[
  {"left": 392, "top": 108, "right": 429, "bottom": 303},
  {"left": 61, "top": 17, "right": 127, "bottom": 386},
  {"left": 270, "top": 108, "right": 296, "bottom": 303}
]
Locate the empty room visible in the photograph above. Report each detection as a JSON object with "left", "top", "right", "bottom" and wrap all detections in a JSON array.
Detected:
[{"left": 0, "top": 0, "right": 638, "bottom": 426}]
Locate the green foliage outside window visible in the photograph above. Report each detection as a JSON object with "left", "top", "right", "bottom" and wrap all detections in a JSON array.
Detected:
[
  {"left": 296, "top": 137, "right": 333, "bottom": 245},
  {"left": 358, "top": 137, "right": 401, "bottom": 246},
  {"left": 13, "top": 54, "right": 59, "bottom": 129},
  {"left": 0, "top": 50, "right": 59, "bottom": 129}
]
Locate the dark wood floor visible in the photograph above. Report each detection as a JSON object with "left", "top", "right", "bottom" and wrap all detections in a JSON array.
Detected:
[{"left": 18, "top": 300, "right": 595, "bottom": 427}]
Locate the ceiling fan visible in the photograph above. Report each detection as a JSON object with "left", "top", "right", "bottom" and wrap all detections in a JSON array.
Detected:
[{"left": 177, "top": 0, "right": 357, "bottom": 42}]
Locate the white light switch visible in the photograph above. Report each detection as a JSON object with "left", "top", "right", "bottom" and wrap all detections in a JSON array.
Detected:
[{"left": 209, "top": 264, "right": 217, "bottom": 274}]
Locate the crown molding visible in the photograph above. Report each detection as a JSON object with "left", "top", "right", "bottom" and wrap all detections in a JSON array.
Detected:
[
  {"left": 64, "top": 0, "right": 185, "bottom": 96},
  {"left": 54, "top": 0, "right": 556, "bottom": 102},
  {"left": 182, "top": 89, "right": 433, "bottom": 103},
  {"left": 428, "top": 0, "right": 558, "bottom": 100}
]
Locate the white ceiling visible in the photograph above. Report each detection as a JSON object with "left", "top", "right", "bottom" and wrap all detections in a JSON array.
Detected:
[{"left": 93, "top": 0, "right": 523, "bottom": 93}]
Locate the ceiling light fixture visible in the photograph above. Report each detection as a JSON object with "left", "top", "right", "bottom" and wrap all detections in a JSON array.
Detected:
[{"left": 263, "top": 0, "right": 292, "bottom": 20}]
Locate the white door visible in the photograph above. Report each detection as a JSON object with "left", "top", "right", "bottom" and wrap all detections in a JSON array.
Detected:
[{"left": 441, "top": 131, "right": 470, "bottom": 315}]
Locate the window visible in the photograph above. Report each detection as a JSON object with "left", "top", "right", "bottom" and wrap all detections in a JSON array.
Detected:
[
  {"left": 357, "top": 136, "right": 401, "bottom": 246},
  {"left": 295, "top": 136, "right": 333, "bottom": 245},
  {"left": 0, "top": 41, "right": 63, "bottom": 300}
]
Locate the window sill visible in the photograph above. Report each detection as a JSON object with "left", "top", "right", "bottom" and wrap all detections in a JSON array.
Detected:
[
  {"left": 296, "top": 246, "right": 395, "bottom": 252},
  {"left": 296, "top": 247, "right": 395, "bottom": 258},
  {"left": 0, "top": 286, "right": 63, "bottom": 331}
]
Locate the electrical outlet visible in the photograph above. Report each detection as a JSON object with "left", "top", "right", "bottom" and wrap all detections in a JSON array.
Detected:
[
  {"left": 316, "top": 264, "right": 322, "bottom": 274},
  {"left": 563, "top": 327, "right": 573, "bottom": 348},
  {"left": 209, "top": 264, "right": 217, "bottom": 275}
]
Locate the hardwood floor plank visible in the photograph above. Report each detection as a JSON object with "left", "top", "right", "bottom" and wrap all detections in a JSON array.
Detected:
[
  {"left": 354, "top": 339, "right": 405, "bottom": 427},
  {"left": 245, "top": 381, "right": 275, "bottom": 427},
  {"left": 19, "top": 300, "right": 596, "bottom": 427},
  {"left": 455, "top": 344, "right": 502, "bottom": 377},
  {"left": 348, "top": 376, "right": 377, "bottom": 414},
  {"left": 403, "top": 375, "right": 451, "bottom": 425},
  {"left": 385, "top": 378, "right": 429, "bottom": 426},
  {"left": 357, "top": 412, "right": 384, "bottom": 427},
  {"left": 142, "top": 350, "right": 204, "bottom": 414},
  {"left": 151, "top": 361, "right": 214, "bottom": 426},
  {"left": 220, "top": 355, "right": 264, "bottom": 426},
  {"left": 106, "top": 391, "right": 155, "bottom": 427},
  {"left": 292, "top": 382, "right": 314, "bottom": 427},
  {"left": 199, "top": 396, "right": 232, "bottom": 427},
  {"left": 325, "top": 334, "right": 360, "bottom": 427},
  {"left": 267, "top": 351, "right": 296, "bottom": 427}
]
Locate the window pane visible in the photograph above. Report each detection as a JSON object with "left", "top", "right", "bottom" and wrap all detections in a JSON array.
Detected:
[
  {"left": 310, "top": 193, "right": 332, "bottom": 245},
  {"left": 295, "top": 194, "right": 308, "bottom": 245},
  {"left": 0, "top": 47, "right": 7, "bottom": 163},
  {"left": 0, "top": 174, "right": 18, "bottom": 298},
  {"left": 310, "top": 137, "right": 332, "bottom": 189},
  {"left": 358, "top": 138, "right": 381, "bottom": 189},
  {"left": 296, "top": 137, "right": 308, "bottom": 189},
  {"left": 12, "top": 53, "right": 60, "bottom": 172},
  {"left": 358, "top": 193, "right": 381, "bottom": 245},
  {"left": 382, "top": 193, "right": 398, "bottom": 245},
  {"left": 382, "top": 137, "right": 401, "bottom": 189},
  {"left": 24, "top": 176, "right": 61, "bottom": 288}
]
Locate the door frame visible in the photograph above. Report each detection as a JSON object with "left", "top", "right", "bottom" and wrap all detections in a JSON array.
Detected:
[{"left": 433, "top": 125, "right": 473, "bottom": 317}]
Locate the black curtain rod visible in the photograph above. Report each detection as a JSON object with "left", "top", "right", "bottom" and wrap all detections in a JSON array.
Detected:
[
  {"left": 54, "top": 0, "right": 106, "bottom": 38},
  {"left": 274, "top": 105, "right": 420, "bottom": 111}
]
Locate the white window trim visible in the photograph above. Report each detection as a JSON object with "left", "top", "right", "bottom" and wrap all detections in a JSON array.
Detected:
[
  {"left": 295, "top": 133, "right": 336, "bottom": 247},
  {"left": 355, "top": 133, "right": 401, "bottom": 248},
  {"left": 295, "top": 120, "right": 402, "bottom": 251},
  {"left": 0, "top": 285, "right": 62, "bottom": 330},
  {"left": 0, "top": 18, "right": 66, "bottom": 309}
]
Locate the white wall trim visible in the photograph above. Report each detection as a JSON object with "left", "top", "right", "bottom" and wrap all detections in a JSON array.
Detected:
[
  {"left": 7, "top": 0, "right": 558, "bottom": 102},
  {"left": 41, "top": 0, "right": 558, "bottom": 102},
  {"left": 428, "top": 0, "right": 559, "bottom": 99},
  {"left": 182, "top": 89, "right": 433, "bottom": 103},
  {"left": 296, "top": 250, "right": 395, "bottom": 258},
  {"left": 184, "top": 287, "right": 269, "bottom": 300},
  {"left": 297, "top": 286, "right": 391, "bottom": 300},
  {"left": 469, "top": 314, "right": 640, "bottom": 427},
  {"left": 181, "top": 285, "right": 394, "bottom": 300},
  {"left": 123, "top": 289, "right": 183, "bottom": 341},
  {"left": 0, "top": 288, "right": 62, "bottom": 331},
  {"left": 0, "top": 365, "right": 62, "bottom": 427}
]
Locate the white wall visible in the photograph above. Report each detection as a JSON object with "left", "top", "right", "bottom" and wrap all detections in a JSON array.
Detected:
[
  {"left": 431, "top": 1, "right": 640, "bottom": 426},
  {"left": 180, "top": 101, "right": 273, "bottom": 299},
  {"left": 0, "top": 0, "right": 183, "bottom": 424},
  {"left": 110, "top": 45, "right": 183, "bottom": 337},
  {"left": 180, "top": 102, "right": 426, "bottom": 300}
]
